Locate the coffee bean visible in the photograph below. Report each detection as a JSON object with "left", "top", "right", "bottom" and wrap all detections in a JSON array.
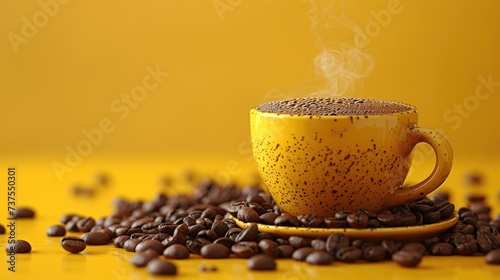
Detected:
[
  {"left": 131, "top": 249, "right": 159, "bottom": 267},
  {"left": 237, "top": 207, "right": 260, "bottom": 223},
  {"left": 114, "top": 235, "right": 130, "bottom": 248},
  {"left": 363, "top": 245, "right": 386, "bottom": 262},
  {"left": 60, "top": 214, "right": 80, "bottom": 224},
  {"left": 61, "top": 236, "right": 86, "bottom": 253},
  {"left": 325, "top": 233, "right": 349, "bottom": 255},
  {"left": 0, "top": 224, "right": 5, "bottom": 234},
  {"left": 5, "top": 240, "right": 31, "bottom": 253},
  {"left": 392, "top": 251, "right": 422, "bottom": 267},
  {"left": 399, "top": 213, "right": 417, "bottom": 226},
  {"left": 305, "top": 250, "right": 334, "bottom": 265},
  {"left": 485, "top": 249, "right": 500, "bottom": 265},
  {"left": 211, "top": 220, "right": 229, "bottom": 238},
  {"left": 274, "top": 214, "right": 301, "bottom": 227},
  {"left": 377, "top": 210, "right": 401, "bottom": 227},
  {"left": 81, "top": 231, "right": 110, "bottom": 245},
  {"left": 14, "top": 207, "right": 36, "bottom": 218},
  {"left": 131, "top": 217, "right": 154, "bottom": 229},
  {"left": 311, "top": 239, "right": 326, "bottom": 251},
  {"left": 197, "top": 229, "right": 218, "bottom": 241},
  {"left": 135, "top": 240, "right": 165, "bottom": 254},
  {"left": 232, "top": 241, "right": 259, "bottom": 258},
  {"left": 454, "top": 234, "right": 478, "bottom": 255},
  {"left": 214, "top": 237, "right": 235, "bottom": 249},
  {"left": 430, "top": 243, "right": 454, "bottom": 256},
  {"left": 46, "top": 225, "right": 66, "bottom": 237},
  {"left": 347, "top": 212, "right": 369, "bottom": 228},
  {"left": 381, "top": 240, "right": 402, "bottom": 256},
  {"left": 163, "top": 244, "right": 190, "bottom": 259},
  {"left": 336, "top": 246, "right": 362, "bottom": 263},
  {"left": 141, "top": 222, "right": 160, "bottom": 234},
  {"left": 477, "top": 231, "right": 500, "bottom": 253},
  {"left": 288, "top": 236, "right": 311, "bottom": 249},
  {"left": 277, "top": 244, "right": 295, "bottom": 258},
  {"left": 423, "top": 211, "right": 441, "bottom": 224},
  {"left": 438, "top": 203, "right": 455, "bottom": 219},
  {"left": 401, "top": 243, "right": 427, "bottom": 256},
  {"left": 124, "top": 238, "right": 142, "bottom": 252},
  {"left": 247, "top": 254, "right": 276, "bottom": 270},
  {"left": 77, "top": 217, "right": 96, "bottom": 232},
  {"left": 421, "top": 236, "right": 440, "bottom": 249},
  {"left": 186, "top": 238, "right": 211, "bottom": 254},
  {"left": 298, "top": 214, "right": 325, "bottom": 227},
  {"left": 259, "top": 239, "right": 279, "bottom": 257},
  {"left": 292, "top": 247, "right": 315, "bottom": 261},
  {"left": 147, "top": 259, "right": 177, "bottom": 275},
  {"left": 99, "top": 228, "right": 116, "bottom": 240},
  {"left": 200, "top": 243, "right": 231, "bottom": 259},
  {"left": 235, "top": 224, "right": 259, "bottom": 243},
  {"left": 324, "top": 217, "right": 349, "bottom": 228},
  {"left": 260, "top": 212, "right": 279, "bottom": 225}
]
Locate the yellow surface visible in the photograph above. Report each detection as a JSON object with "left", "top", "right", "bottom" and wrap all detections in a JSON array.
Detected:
[
  {"left": 1, "top": 0, "right": 499, "bottom": 279},
  {"left": 1, "top": 156, "right": 500, "bottom": 280}
]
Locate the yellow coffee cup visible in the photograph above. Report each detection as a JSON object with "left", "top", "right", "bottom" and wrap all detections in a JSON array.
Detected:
[{"left": 250, "top": 97, "right": 453, "bottom": 217}]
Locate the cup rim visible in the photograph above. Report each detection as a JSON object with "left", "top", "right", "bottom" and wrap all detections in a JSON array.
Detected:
[{"left": 251, "top": 97, "right": 417, "bottom": 118}]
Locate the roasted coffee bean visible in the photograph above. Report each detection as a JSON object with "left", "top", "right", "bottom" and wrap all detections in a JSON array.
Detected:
[
  {"left": 114, "top": 235, "right": 130, "bottom": 248},
  {"left": 60, "top": 214, "right": 80, "bottom": 224},
  {"left": 226, "top": 227, "right": 242, "bottom": 240},
  {"left": 275, "top": 238, "right": 289, "bottom": 245},
  {"left": 131, "top": 249, "right": 159, "bottom": 267},
  {"left": 351, "top": 239, "right": 363, "bottom": 248},
  {"left": 147, "top": 259, "right": 177, "bottom": 275},
  {"left": 423, "top": 211, "right": 441, "bottom": 224},
  {"left": 247, "top": 254, "right": 276, "bottom": 271},
  {"left": 201, "top": 208, "right": 218, "bottom": 220},
  {"left": 368, "top": 219, "right": 382, "bottom": 228},
  {"left": 485, "top": 249, "right": 500, "bottom": 265},
  {"left": 298, "top": 214, "right": 325, "bottom": 227},
  {"left": 363, "top": 245, "right": 386, "bottom": 262},
  {"left": 200, "top": 243, "right": 231, "bottom": 259},
  {"left": 454, "top": 234, "right": 478, "bottom": 255},
  {"left": 99, "top": 228, "right": 116, "bottom": 240},
  {"left": 256, "top": 232, "right": 275, "bottom": 242},
  {"left": 260, "top": 212, "right": 279, "bottom": 225},
  {"left": 14, "top": 207, "right": 36, "bottom": 218},
  {"left": 135, "top": 240, "right": 165, "bottom": 254},
  {"left": 158, "top": 223, "right": 177, "bottom": 235},
  {"left": 392, "top": 251, "right": 422, "bottom": 267},
  {"left": 124, "top": 238, "right": 142, "bottom": 252},
  {"left": 246, "top": 193, "right": 267, "bottom": 205},
  {"left": 130, "top": 233, "right": 148, "bottom": 240},
  {"left": 438, "top": 203, "right": 455, "bottom": 219},
  {"left": 214, "top": 237, "right": 235, "bottom": 249},
  {"left": 189, "top": 224, "right": 205, "bottom": 237},
  {"left": 413, "top": 211, "right": 424, "bottom": 225},
  {"left": 288, "top": 236, "right": 311, "bottom": 249},
  {"left": 399, "top": 213, "right": 417, "bottom": 226},
  {"left": 311, "top": 239, "right": 326, "bottom": 251},
  {"left": 211, "top": 220, "right": 229, "bottom": 238},
  {"left": 46, "top": 225, "right": 66, "bottom": 237},
  {"left": 141, "top": 222, "right": 160, "bottom": 234},
  {"left": 305, "top": 250, "right": 334, "bottom": 265},
  {"left": 274, "top": 214, "right": 301, "bottom": 227},
  {"left": 401, "top": 243, "right": 427, "bottom": 256},
  {"left": 186, "top": 238, "right": 211, "bottom": 254},
  {"left": 336, "top": 246, "right": 362, "bottom": 263},
  {"left": 163, "top": 244, "right": 190, "bottom": 259},
  {"left": 381, "top": 240, "right": 402, "bottom": 256},
  {"left": 77, "top": 217, "right": 96, "bottom": 232},
  {"left": 248, "top": 202, "right": 267, "bottom": 215},
  {"left": 162, "top": 233, "right": 187, "bottom": 247},
  {"left": 324, "top": 217, "right": 349, "bottom": 228},
  {"left": 477, "top": 231, "right": 500, "bottom": 253},
  {"left": 65, "top": 220, "right": 79, "bottom": 232},
  {"left": 90, "top": 225, "right": 104, "bottom": 232},
  {"left": 334, "top": 211, "right": 352, "bottom": 220},
  {"left": 292, "top": 247, "right": 315, "bottom": 261},
  {"left": 131, "top": 217, "right": 155, "bottom": 229},
  {"left": 377, "top": 210, "right": 401, "bottom": 227},
  {"left": 174, "top": 224, "right": 190, "bottom": 236},
  {"left": 235, "top": 224, "right": 259, "bottom": 243},
  {"left": 430, "top": 243, "right": 454, "bottom": 256},
  {"left": 0, "top": 224, "right": 5, "bottom": 234},
  {"left": 410, "top": 202, "right": 434, "bottom": 214},
  {"left": 325, "top": 233, "right": 349, "bottom": 255},
  {"left": 197, "top": 230, "right": 218, "bottom": 241},
  {"left": 421, "top": 236, "right": 440, "bottom": 249},
  {"left": 478, "top": 225, "right": 499, "bottom": 235},
  {"left": 81, "top": 231, "right": 110, "bottom": 245},
  {"left": 61, "top": 236, "right": 86, "bottom": 253},
  {"left": 259, "top": 239, "right": 279, "bottom": 257},
  {"left": 232, "top": 241, "right": 259, "bottom": 258},
  {"left": 346, "top": 212, "right": 369, "bottom": 228},
  {"left": 152, "top": 233, "right": 170, "bottom": 242},
  {"left": 237, "top": 207, "right": 260, "bottom": 223},
  {"left": 227, "top": 201, "right": 247, "bottom": 216},
  {"left": 5, "top": 240, "right": 31, "bottom": 253},
  {"left": 277, "top": 245, "right": 295, "bottom": 258}
]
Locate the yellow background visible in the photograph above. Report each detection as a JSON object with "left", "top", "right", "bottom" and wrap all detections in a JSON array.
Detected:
[{"left": 1, "top": 1, "right": 500, "bottom": 279}]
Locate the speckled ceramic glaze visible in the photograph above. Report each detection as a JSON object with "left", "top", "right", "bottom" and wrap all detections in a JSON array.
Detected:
[{"left": 250, "top": 98, "right": 453, "bottom": 217}]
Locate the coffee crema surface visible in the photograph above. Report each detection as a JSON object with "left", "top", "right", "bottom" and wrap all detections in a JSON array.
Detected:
[{"left": 255, "top": 97, "right": 413, "bottom": 116}]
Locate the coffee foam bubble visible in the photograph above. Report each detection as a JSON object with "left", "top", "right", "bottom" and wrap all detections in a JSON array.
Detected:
[{"left": 255, "top": 97, "right": 412, "bottom": 116}]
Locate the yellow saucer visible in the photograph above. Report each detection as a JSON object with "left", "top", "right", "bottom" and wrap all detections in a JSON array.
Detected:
[{"left": 230, "top": 212, "right": 458, "bottom": 242}]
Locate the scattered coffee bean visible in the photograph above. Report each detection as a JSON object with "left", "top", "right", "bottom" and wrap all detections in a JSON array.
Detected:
[
  {"left": 232, "top": 241, "right": 259, "bottom": 258},
  {"left": 237, "top": 207, "right": 260, "bottom": 223},
  {"left": 131, "top": 249, "right": 159, "bottom": 267},
  {"left": 363, "top": 245, "right": 386, "bottom": 262},
  {"left": 201, "top": 243, "right": 231, "bottom": 259},
  {"left": 430, "top": 243, "right": 454, "bottom": 256},
  {"left": 392, "top": 251, "right": 422, "bottom": 267},
  {"left": 14, "top": 207, "right": 36, "bottom": 218},
  {"left": 0, "top": 224, "right": 6, "bottom": 234},
  {"left": 485, "top": 249, "right": 500, "bottom": 265},
  {"left": 135, "top": 240, "right": 165, "bottom": 254},
  {"left": 114, "top": 235, "right": 130, "bottom": 248},
  {"left": 47, "top": 225, "right": 66, "bottom": 237},
  {"left": 235, "top": 224, "right": 259, "bottom": 243},
  {"left": 5, "top": 240, "right": 31, "bottom": 253},
  {"left": 336, "top": 246, "right": 362, "bottom": 262},
  {"left": 277, "top": 244, "right": 295, "bottom": 258},
  {"left": 147, "top": 259, "right": 177, "bottom": 275},
  {"left": 61, "top": 236, "right": 86, "bottom": 253},
  {"left": 81, "top": 231, "right": 110, "bottom": 245},
  {"left": 305, "top": 250, "right": 334, "bottom": 265},
  {"left": 292, "top": 247, "right": 315, "bottom": 261},
  {"left": 77, "top": 217, "right": 96, "bottom": 233},
  {"left": 259, "top": 239, "right": 279, "bottom": 257},
  {"left": 347, "top": 212, "right": 369, "bottom": 229},
  {"left": 247, "top": 254, "right": 276, "bottom": 270},
  {"left": 400, "top": 243, "right": 427, "bottom": 256},
  {"left": 163, "top": 244, "right": 190, "bottom": 259},
  {"left": 124, "top": 238, "right": 142, "bottom": 252}
]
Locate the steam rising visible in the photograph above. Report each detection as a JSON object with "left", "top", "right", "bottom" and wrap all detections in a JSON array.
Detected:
[{"left": 307, "top": 0, "right": 374, "bottom": 97}]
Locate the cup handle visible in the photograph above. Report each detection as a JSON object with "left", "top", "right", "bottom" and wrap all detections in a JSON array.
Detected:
[{"left": 389, "top": 127, "right": 453, "bottom": 205}]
